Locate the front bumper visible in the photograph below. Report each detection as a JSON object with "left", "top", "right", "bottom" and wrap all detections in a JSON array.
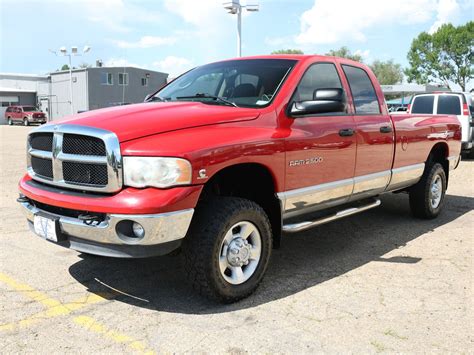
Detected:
[
  {"left": 28, "top": 116, "right": 46, "bottom": 123},
  {"left": 19, "top": 199, "right": 194, "bottom": 258}
]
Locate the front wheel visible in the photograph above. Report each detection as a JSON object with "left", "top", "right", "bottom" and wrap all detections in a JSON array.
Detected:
[
  {"left": 183, "top": 197, "right": 272, "bottom": 303},
  {"left": 409, "top": 162, "right": 447, "bottom": 219},
  {"left": 23, "top": 118, "right": 29, "bottom": 126},
  {"left": 7, "top": 117, "right": 12, "bottom": 125}
]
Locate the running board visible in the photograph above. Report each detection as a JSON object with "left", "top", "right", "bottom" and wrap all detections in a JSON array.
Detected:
[{"left": 282, "top": 198, "right": 381, "bottom": 233}]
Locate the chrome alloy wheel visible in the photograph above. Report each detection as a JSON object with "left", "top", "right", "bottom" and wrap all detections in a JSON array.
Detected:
[
  {"left": 219, "top": 221, "right": 262, "bottom": 285},
  {"left": 430, "top": 174, "right": 442, "bottom": 209}
]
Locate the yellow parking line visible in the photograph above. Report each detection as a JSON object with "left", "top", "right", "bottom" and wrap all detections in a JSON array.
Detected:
[
  {"left": 0, "top": 292, "right": 110, "bottom": 331},
  {"left": 73, "top": 316, "right": 156, "bottom": 354},
  {"left": 0, "top": 272, "right": 63, "bottom": 309},
  {"left": 0, "top": 272, "right": 156, "bottom": 354}
]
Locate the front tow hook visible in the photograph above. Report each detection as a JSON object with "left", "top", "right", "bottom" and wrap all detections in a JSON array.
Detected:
[{"left": 17, "top": 195, "right": 29, "bottom": 203}]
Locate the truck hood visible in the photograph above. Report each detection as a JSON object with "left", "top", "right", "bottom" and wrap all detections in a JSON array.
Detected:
[{"left": 62, "top": 102, "right": 260, "bottom": 142}]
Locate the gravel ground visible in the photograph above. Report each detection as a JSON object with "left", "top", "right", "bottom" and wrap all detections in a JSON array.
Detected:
[{"left": 1, "top": 126, "right": 473, "bottom": 354}]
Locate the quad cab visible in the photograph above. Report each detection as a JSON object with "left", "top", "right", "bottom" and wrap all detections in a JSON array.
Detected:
[{"left": 18, "top": 55, "right": 461, "bottom": 302}]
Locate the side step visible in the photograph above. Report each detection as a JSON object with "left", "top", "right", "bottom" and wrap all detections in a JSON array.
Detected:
[{"left": 282, "top": 198, "right": 381, "bottom": 233}]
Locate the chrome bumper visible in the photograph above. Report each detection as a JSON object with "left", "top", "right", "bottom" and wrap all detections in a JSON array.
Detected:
[{"left": 19, "top": 200, "right": 194, "bottom": 258}]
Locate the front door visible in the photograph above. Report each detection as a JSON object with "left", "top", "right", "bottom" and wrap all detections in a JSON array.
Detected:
[{"left": 282, "top": 62, "right": 356, "bottom": 218}]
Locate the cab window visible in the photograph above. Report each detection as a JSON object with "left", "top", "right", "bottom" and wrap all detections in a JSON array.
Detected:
[
  {"left": 294, "top": 63, "right": 343, "bottom": 102},
  {"left": 342, "top": 65, "right": 380, "bottom": 114}
]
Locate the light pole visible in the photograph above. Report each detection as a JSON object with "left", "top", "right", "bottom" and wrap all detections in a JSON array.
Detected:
[
  {"left": 50, "top": 46, "right": 91, "bottom": 115},
  {"left": 223, "top": 1, "right": 259, "bottom": 57}
]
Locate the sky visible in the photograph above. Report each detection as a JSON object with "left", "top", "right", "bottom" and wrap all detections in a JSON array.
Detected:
[{"left": 0, "top": 0, "right": 472, "bottom": 86}]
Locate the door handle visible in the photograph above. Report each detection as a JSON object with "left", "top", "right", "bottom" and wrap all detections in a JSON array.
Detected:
[
  {"left": 380, "top": 126, "right": 392, "bottom": 133},
  {"left": 339, "top": 128, "right": 354, "bottom": 137}
]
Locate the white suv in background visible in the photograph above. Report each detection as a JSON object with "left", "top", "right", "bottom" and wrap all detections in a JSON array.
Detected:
[{"left": 409, "top": 92, "right": 474, "bottom": 157}]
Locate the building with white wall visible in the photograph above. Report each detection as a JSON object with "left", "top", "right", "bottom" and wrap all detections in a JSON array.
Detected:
[{"left": 0, "top": 67, "right": 168, "bottom": 124}]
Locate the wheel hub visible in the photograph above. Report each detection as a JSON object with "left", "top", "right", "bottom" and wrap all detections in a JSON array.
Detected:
[
  {"left": 430, "top": 174, "right": 442, "bottom": 208},
  {"left": 227, "top": 237, "right": 251, "bottom": 267}
]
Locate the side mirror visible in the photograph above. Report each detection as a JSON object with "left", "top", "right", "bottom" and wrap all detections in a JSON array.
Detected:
[{"left": 290, "top": 88, "right": 345, "bottom": 117}]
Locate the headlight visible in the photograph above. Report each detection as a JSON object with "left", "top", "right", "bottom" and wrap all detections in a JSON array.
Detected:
[{"left": 123, "top": 157, "right": 192, "bottom": 188}]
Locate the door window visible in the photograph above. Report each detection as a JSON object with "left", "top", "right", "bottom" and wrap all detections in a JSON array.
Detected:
[
  {"left": 342, "top": 65, "right": 380, "bottom": 114},
  {"left": 411, "top": 96, "right": 435, "bottom": 114},
  {"left": 295, "top": 63, "right": 343, "bottom": 102}
]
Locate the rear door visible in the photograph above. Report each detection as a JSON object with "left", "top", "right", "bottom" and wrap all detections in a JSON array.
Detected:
[
  {"left": 283, "top": 61, "right": 356, "bottom": 217},
  {"left": 341, "top": 64, "right": 394, "bottom": 200}
]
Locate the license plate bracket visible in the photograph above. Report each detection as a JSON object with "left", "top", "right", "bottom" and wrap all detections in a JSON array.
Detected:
[{"left": 33, "top": 214, "right": 63, "bottom": 242}]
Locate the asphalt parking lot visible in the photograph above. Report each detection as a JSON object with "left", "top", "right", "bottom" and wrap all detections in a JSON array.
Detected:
[{"left": 1, "top": 125, "right": 472, "bottom": 353}]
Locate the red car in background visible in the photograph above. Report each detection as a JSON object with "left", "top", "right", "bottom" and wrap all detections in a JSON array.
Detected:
[{"left": 5, "top": 105, "right": 47, "bottom": 126}]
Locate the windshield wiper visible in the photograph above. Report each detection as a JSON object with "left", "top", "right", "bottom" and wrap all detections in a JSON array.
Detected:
[{"left": 176, "top": 93, "right": 238, "bottom": 107}]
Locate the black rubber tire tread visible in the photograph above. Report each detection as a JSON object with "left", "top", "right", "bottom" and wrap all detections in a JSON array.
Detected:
[
  {"left": 182, "top": 197, "right": 272, "bottom": 303},
  {"left": 409, "top": 162, "right": 446, "bottom": 219},
  {"left": 23, "top": 118, "right": 29, "bottom": 126},
  {"left": 468, "top": 148, "right": 474, "bottom": 160}
]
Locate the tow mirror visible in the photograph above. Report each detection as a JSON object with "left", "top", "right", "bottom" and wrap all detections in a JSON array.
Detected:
[{"left": 290, "top": 88, "right": 345, "bottom": 116}]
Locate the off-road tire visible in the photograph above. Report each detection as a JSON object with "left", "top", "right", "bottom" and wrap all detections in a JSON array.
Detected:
[
  {"left": 182, "top": 197, "right": 272, "bottom": 303},
  {"left": 409, "top": 162, "right": 446, "bottom": 219}
]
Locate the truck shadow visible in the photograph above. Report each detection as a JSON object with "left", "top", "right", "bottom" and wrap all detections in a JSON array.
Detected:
[{"left": 68, "top": 192, "right": 473, "bottom": 314}]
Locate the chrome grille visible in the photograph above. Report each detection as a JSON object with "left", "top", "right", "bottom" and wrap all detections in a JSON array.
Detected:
[
  {"left": 31, "top": 156, "right": 53, "bottom": 180},
  {"left": 63, "top": 161, "right": 108, "bottom": 186},
  {"left": 63, "top": 134, "right": 106, "bottom": 156},
  {"left": 30, "top": 133, "right": 53, "bottom": 151},
  {"left": 27, "top": 124, "right": 122, "bottom": 193}
]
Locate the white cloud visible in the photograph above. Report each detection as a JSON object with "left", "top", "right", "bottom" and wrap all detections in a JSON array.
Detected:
[
  {"left": 354, "top": 49, "right": 371, "bottom": 61},
  {"left": 114, "top": 36, "right": 176, "bottom": 49},
  {"left": 272, "top": 0, "right": 463, "bottom": 47},
  {"left": 429, "top": 0, "right": 461, "bottom": 33},
  {"left": 295, "top": 0, "right": 440, "bottom": 45},
  {"left": 152, "top": 56, "right": 194, "bottom": 77},
  {"left": 76, "top": 0, "right": 164, "bottom": 33},
  {"left": 104, "top": 58, "right": 140, "bottom": 68},
  {"left": 164, "top": 0, "right": 224, "bottom": 28}
]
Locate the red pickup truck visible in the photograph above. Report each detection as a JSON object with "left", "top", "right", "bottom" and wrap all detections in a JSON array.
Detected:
[{"left": 18, "top": 55, "right": 461, "bottom": 302}]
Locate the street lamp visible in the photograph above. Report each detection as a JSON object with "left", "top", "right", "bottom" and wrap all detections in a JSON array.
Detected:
[
  {"left": 49, "top": 46, "right": 91, "bottom": 115},
  {"left": 223, "top": 1, "right": 259, "bottom": 57}
]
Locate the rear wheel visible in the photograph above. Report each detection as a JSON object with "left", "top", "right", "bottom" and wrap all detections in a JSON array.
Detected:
[
  {"left": 468, "top": 148, "right": 474, "bottom": 160},
  {"left": 23, "top": 117, "right": 29, "bottom": 126},
  {"left": 409, "top": 162, "right": 446, "bottom": 219},
  {"left": 183, "top": 197, "right": 272, "bottom": 303}
]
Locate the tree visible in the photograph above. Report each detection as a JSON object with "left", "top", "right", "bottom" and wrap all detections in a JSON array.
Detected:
[
  {"left": 60, "top": 64, "right": 70, "bottom": 71},
  {"left": 369, "top": 59, "right": 404, "bottom": 85},
  {"left": 271, "top": 49, "right": 304, "bottom": 54},
  {"left": 79, "top": 62, "right": 91, "bottom": 68},
  {"left": 326, "top": 47, "right": 363, "bottom": 62},
  {"left": 405, "top": 21, "right": 473, "bottom": 91}
]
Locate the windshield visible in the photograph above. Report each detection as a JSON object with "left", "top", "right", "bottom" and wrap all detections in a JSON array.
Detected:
[
  {"left": 153, "top": 59, "right": 297, "bottom": 108},
  {"left": 22, "top": 106, "right": 38, "bottom": 112}
]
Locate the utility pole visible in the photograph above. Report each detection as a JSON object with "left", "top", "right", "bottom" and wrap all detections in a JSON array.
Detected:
[{"left": 223, "top": 1, "right": 259, "bottom": 57}]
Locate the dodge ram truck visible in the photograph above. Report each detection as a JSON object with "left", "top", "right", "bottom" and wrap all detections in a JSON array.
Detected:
[{"left": 18, "top": 55, "right": 462, "bottom": 302}]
